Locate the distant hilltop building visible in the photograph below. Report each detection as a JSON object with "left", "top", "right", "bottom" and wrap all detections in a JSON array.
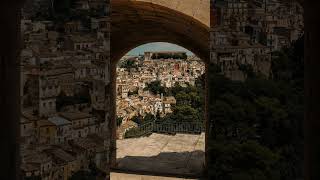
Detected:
[{"left": 144, "top": 51, "right": 188, "bottom": 60}]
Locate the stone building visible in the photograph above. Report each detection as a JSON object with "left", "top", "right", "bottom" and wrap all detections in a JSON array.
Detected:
[
  {"left": 60, "top": 112, "right": 99, "bottom": 139},
  {"left": 215, "top": 0, "right": 303, "bottom": 51},
  {"left": 37, "top": 119, "right": 57, "bottom": 144},
  {"left": 39, "top": 65, "right": 75, "bottom": 117},
  {"left": 64, "top": 21, "right": 82, "bottom": 34},
  {"left": 215, "top": 0, "right": 249, "bottom": 31},
  {"left": 20, "top": 113, "right": 37, "bottom": 145},
  {"left": 210, "top": 26, "right": 271, "bottom": 80},
  {"left": 47, "top": 116, "right": 72, "bottom": 144},
  {"left": 22, "top": 152, "right": 53, "bottom": 180},
  {"left": 64, "top": 34, "right": 96, "bottom": 51},
  {"left": 91, "top": 16, "right": 110, "bottom": 31}
]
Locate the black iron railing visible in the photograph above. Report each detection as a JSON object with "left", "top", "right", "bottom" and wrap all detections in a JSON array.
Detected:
[{"left": 124, "top": 120, "right": 205, "bottom": 138}]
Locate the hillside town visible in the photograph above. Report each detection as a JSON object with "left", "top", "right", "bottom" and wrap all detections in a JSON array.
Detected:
[
  {"left": 20, "top": 0, "right": 111, "bottom": 179},
  {"left": 116, "top": 52, "right": 205, "bottom": 139},
  {"left": 211, "top": 0, "right": 304, "bottom": 80},
  {"left": 17, "top": 0, "right": 304, "bottom": 179}
]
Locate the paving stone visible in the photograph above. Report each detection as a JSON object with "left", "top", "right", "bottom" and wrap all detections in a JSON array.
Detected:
[
  {"left": 116, "top": 133, "right": 205, "bottom": 177},
  {"left": 111, "top": 172, "right": 198, "bottom": 180}
]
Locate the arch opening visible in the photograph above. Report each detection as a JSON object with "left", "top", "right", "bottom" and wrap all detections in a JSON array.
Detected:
[
  {"left": 111, "top": 42, "right": 208, "bottom": 177},
  {"left": 111, "top": 0, "right": 210, "bottom": 63},
  {"left": 109, "top": 2, "right": 211, "bottom": 175}
]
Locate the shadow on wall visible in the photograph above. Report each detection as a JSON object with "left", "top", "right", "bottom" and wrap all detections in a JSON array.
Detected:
[{"left": 115, "top": 150, "right": 205, "bottom": 178}]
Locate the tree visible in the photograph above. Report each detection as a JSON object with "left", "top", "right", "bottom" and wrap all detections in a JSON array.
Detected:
[
  {"left": 206, "top": 35, "right": 304, "bottom": 180},
  {"left": 144, "top": 80, "right": 166, "bottom": 95},
  {"left": 120, "top": 59, "right": 139, "bottom": 69},
  {"left": 170, "top": 105, "right": 201, "bottom": 123},
  {"left": 116, "top": 117, "right": 123, "bottom": 127},
  {"left": 156, "top": 110, "right": 161, "bottom": 120},
  {"left": 175, "top": 92, "right": 190, "bottom": 105},
  {"left": 208, "top": 140, "right": 280, "bottom": 180},
  {"left": 155, "top": 75, "right": 205, "bottom": 125},
  {"left": 144, "top": 113, "right": 155, "bottom": 122},
  {"left": 131, "top": 115, "right": 143, "bottom": 125}
]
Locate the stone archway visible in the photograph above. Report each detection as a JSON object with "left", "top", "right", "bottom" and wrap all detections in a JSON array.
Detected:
[
  {"left": 3, "top": 1, "right": 319, "bottom": 180},
  {"left": 109, "top": 0, "right": 210, "bottom": 172},
  {"left": 111, "top": 0, "right": 210, "bottom": 62},
  {"left": 110, "top": 43, "right": 209, "bottom": 174}
]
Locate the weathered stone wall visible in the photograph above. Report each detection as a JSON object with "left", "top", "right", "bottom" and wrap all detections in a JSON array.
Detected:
[
  {"left": 103, "top": 1, "right": 112, "bottom": 179},
  {"left": 131, "top": 0, "right": 210, "bottom": 27}
]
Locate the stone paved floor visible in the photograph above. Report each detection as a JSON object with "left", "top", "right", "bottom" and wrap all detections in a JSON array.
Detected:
[
  {"left": 115, "top": 133, "right": 205, "bottom": 177},
  {"left": 110, "top": 172, "right": 199, "bottom": 180}
]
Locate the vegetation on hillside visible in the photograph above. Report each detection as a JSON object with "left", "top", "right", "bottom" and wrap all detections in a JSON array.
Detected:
[
  {"left": 151, "top": 53, "right": 188, "bottom": 60},
  {"left": 119, "top": 58, "right": 140, "bottom": 69},
  {"left": 124, "top": 75, "right": 205, "bottom": 137},
  {"left": 122, "top": 35, "right": 304, "bottom": 180},
  {"left": 207, "top": 36, "right": 304, "bottom": 180},
  {"left": 144, "top": 80, "right": 166, "bottom": 95},
  {"left": 117, "top": 117, "right": 123, "bottom": 127},
  {"left": 159, "top": 79, "right": 205, "bottom": 124},
  {"left": 142, "top": 76, "right": 205, "bottom": 124}
]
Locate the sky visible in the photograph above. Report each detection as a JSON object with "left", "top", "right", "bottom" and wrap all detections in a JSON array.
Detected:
[{"left": 126, "top": 42, "right": 193, "bottom": 56}]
